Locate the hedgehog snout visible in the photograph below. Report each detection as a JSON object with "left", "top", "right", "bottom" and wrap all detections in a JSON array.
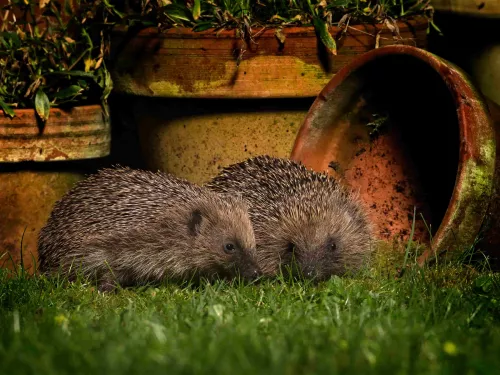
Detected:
[
  {"left": 247, "top": 268, "right": 262, "bottom": 281},
  {"left": 238, "top": 251, "right": 263, "bottom": 281},
  {"left": 300, "top": 263, "right": 318, "bottom": 280}
]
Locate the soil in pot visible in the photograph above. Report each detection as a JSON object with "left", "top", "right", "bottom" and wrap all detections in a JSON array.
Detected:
[{"left": 298, "top": 56, "right": 459, "bottom": 244}]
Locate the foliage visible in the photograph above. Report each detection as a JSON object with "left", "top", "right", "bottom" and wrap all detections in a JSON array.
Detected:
[
  {"left": 0, "top": 0, "right": 437, "bottom": 119},
  {"left": 0, "top": 0, "right": 123, "bottom": 120},
  {"left": 0, "top": 0, "right": 438, "bottom": 119},
  {"left": 135, "top": 0, "right": 435, "bottom": 30},
  {"left": 127, "top": 0, "right": 437, "bottom": 56}
]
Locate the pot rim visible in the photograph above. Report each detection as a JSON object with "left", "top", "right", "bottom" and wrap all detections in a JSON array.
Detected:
[
  {"left": 290, "top": 45, "right": 496, "bottom": 264},
  {"left": 0, "top": 103, "right": 110, "bottom": 162},
  {"left": 110, "top": 15, "right": 429, "bottom": 37},
  {"left": 0, "top": 103, "right": 106, "bottom": 120}
]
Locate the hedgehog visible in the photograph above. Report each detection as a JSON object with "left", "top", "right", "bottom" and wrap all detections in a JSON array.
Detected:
[
  {"left": 204, "top": 155, "right": 373, "bottom": 280},
  {"left": 37, "top": 166, "right": 261, "bottom": 292}
]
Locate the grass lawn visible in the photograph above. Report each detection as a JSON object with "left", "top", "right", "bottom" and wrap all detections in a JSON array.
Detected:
[{"left": 1, "top": 245, "right": 499, "bottom": 375}]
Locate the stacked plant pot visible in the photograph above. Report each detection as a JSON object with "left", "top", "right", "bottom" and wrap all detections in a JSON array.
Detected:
[
  {"left": 430, "top": 0, "right": 500, "bottom": 107},
  {"left": 0, "top": 106, "right": 110, "bottom": 273},
  {"left": 110, "top": 17, "right": 429, "bottom": 185}
]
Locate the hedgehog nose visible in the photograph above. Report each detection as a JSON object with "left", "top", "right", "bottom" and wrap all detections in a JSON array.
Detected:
[
  {"left": 301, "top": 265, "right": 317, "bottom": 279},
  {"left": 242, "top": 267, "right": 262, "bottom": 282},
  {"left": 251, "top": 268, "right": 262, "bottom": 280}
]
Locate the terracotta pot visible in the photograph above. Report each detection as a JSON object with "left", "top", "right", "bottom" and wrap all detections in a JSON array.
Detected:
[
  {"left": 290, "top": 45, "right": 500, "bottom": 265},
  {"left": 0, "top": 105, "right": 111, "bottom": 273},
  {"left": 428, "top": 10, "right": 500, "bottom": 107},
  {"left": 129, "top": 97, "right": 313, "bottom": 185},
  {"left": 110, "top": 18, "right": 428, "bottom": 184},
  {"left": 431, "top": 0, "right": 500, "bottom": 17},
  {"left": 470, "top": 44, "right": 500, "bottom": 107},
  {"left": 111, "top": 17, "right": 428, "bottom": 98}
]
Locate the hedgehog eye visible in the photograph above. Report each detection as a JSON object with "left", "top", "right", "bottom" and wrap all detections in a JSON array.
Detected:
[
  {"left": 224, "top": 243, "right": 236, "bottom": 254},
  {"left": 329, "top": 241, "right": 337, "bottom": 252},
  {"left": 286, "top": 243, "right": 296, "bottom": 254}
]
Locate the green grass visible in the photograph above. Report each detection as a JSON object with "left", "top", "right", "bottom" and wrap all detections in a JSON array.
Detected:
[{"left": 1, "top": 247, "right": 499, "bottom": 375}]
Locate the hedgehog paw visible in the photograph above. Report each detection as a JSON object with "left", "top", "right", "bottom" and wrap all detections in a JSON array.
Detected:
[{"left": 97, "top": 274, "right": 119, "bottom": 293}]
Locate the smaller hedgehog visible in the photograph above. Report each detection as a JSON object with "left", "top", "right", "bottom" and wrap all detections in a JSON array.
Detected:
[
  {"left": 205, "top": 155, "right": 373, "bottom": 280},
  {"left": 38, "top": 166, "right": 261, "bottom": 292}
]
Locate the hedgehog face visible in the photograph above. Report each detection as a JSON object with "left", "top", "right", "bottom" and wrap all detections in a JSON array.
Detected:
[
  {"left": 187, "top": 196, "right": 262, "bottom": 282},
  {"left": 258, "top": 197, "right": 373, "bottom": 281},
  {"left": 280, "top": 232, "right": 347, "bottom": 281}
]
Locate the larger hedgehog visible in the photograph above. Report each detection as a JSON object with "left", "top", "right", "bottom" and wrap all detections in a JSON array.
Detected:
[
  {"left": 38, "top": 166, "right": 261, "bottom": 291},
  {"left": 205, "top": 155, "right": 373, "bottom": 280}
]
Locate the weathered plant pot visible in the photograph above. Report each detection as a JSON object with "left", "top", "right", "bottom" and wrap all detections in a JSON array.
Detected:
[
  {"left": 431, "top": 0, "right": 500, "bottom": 17},
  {"left": 470, "top": 43, "right": 500, "bottom": 107},
  {"left": 290, "top": 45, "right": 500, "bottom": 265},
  {"left": 0, "top": 105, "right": 110, "bottom": 273},
  {"left": 110, "top": 18, "right": 428, "bottom": 184},
  {"left": 428, "top": 6, "right": 500, "bottom": 107}
]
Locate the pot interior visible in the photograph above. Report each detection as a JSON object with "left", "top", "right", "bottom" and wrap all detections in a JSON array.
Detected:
[{"left": 294, "top": 55, "right": 460, "bottom": 245}]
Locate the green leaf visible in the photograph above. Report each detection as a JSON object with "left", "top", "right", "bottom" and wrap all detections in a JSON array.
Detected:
[
  {"left": 0, "top": 38, "right": 9, "bottom": 50},
  {"left": 192, "top": 22, "right": 213, "bottom": 32},
  {"left": 0, "top": 32, "right": 21, "bottom": 49},
  {"left": 330, "top": 0, "right": 352, "bottom": 6},
  {"left": 313, "top": 17, "right": 337, "bottom": 56},
  {"left": 77, "top": 79, "right": 89, "bottom": 88},
  {"left": 101, "top": 69, "right": 113, "bottom": 101},
  {"left": 102, "top": 0, "right": 126, "bottom": 18},
  {"left": 35, "top": 89, "right": 51, "bottom": 122},
  {"left": 54, "top": 85, "right": 84, "bottom": 99},
  {"left": 0, "top": 97, "right": 16, "bottom": 118},
  {"left": 63, "top": 0, "right": 72, "bottom": 17},
  {"left": 429, "top": 20, "right": 443, "bottom": 35},
  {"left": 168, "top": 12, "right": 192, "bottom": 22},
  {"left": 48, "top": 70, "right": 97, "bottom": 80},
  {"left": 164, "top": 4, "right": 194, "bottom": 23},
  {"left": 193, "top": 0, "right": 201, "bottom": 20}
]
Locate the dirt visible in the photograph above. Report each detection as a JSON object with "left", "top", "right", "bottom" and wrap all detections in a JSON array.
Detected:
[{"left": 331, "top": 105, "right": 434, "bottom": 245}]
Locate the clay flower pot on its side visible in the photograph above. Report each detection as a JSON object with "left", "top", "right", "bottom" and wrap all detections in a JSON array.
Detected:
[
  {"left": 110, "top": 17, "right": 428, "bottom": 185},
  {"left": 291, "top": 45, "right": 500, "bottom": 265},
  {"left": 0, "top": 105, "right": 110, "bottom": 274}
]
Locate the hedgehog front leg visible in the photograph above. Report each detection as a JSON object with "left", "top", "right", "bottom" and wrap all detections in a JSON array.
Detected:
[{"left": 97, "top": 270, "right": 119, "bottom": 293}]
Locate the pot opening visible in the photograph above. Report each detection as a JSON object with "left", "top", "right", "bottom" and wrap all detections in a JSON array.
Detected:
[{"left": 298, "top": 54, "right": 460, "bottom": 246}]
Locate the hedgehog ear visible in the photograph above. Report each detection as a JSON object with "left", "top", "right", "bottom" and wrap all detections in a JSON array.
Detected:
[{"left": 188, "top": 209, "right": 204, "bottom": 236}]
